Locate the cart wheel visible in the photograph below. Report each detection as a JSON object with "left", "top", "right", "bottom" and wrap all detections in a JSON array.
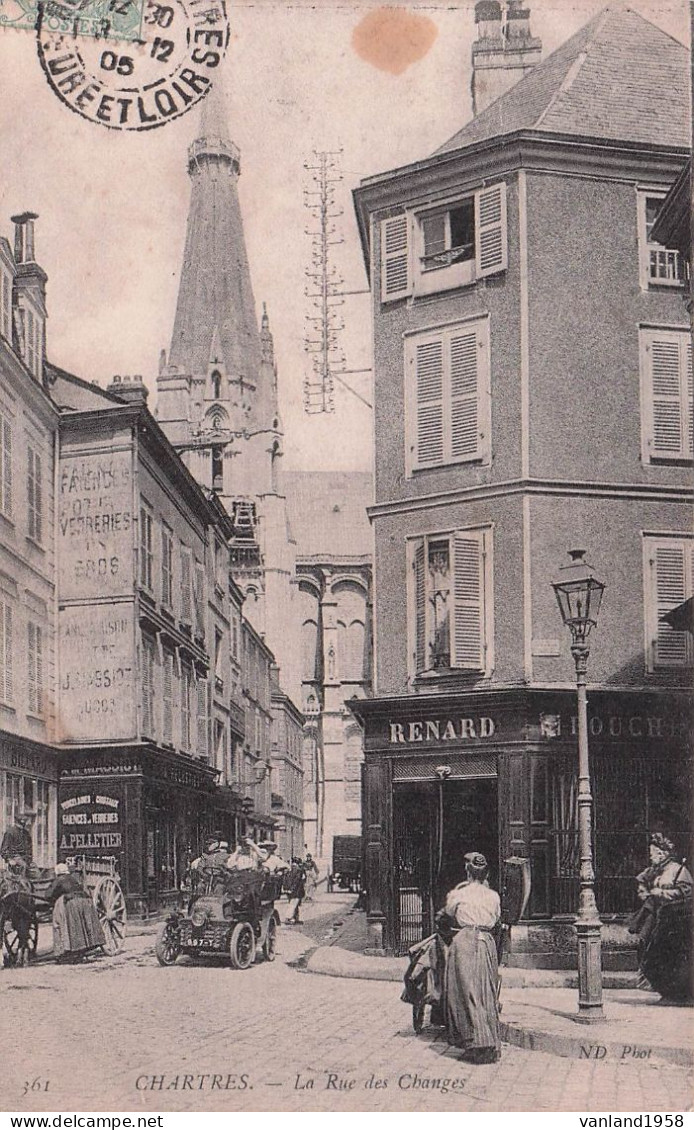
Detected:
[
  {"left": 229, "top": 921, "right": 256, "bottom": 969},
  {"left": 154, "top": 922, "right": 181, "bottom": 967},
  {"left": 1, "top": 907, "right": 38, "bottom": 968},
  {"left": 93, "top": 877, "right": 127, "bottom": 955},
  {"left": 412, "top": 999, "right": 426, "bottom": 1034},
  {"left": 263, "top": 916, "right": 278, "bottom": 962}
]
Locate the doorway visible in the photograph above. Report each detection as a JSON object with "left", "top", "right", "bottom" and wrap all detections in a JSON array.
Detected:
[{"left": 393, "top": 775, "right": 498, "bottom": 953}]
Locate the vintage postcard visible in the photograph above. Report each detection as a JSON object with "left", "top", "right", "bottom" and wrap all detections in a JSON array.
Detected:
[{"left": 0, "top": 0, "right": 691, "bottom": 1118}]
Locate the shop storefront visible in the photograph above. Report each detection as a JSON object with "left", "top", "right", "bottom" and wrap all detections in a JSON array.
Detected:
[
  {"left": 352, "top": 689, "right": 692, "bottom": 964},
  {"left": 0, "top": 733, "right": 58, "bottom": 867},
  {"left": 58, "top": 746, "right": 227, "bottom": 915}
]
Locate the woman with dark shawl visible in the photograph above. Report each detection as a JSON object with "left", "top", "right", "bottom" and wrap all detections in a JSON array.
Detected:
[
  {"left": 48, "top": 864, "right": 106, "bottom": 963},
  {"left": 629, "top": 833, "right": 692, "bottom": 1000},
  {"left": 443, "top": 851, "right": 501, "bottom": 1063}
]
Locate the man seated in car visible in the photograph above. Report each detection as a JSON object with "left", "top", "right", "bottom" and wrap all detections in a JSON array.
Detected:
[{"left": 226, "top": 838, "right": 267, "bottom": 871}]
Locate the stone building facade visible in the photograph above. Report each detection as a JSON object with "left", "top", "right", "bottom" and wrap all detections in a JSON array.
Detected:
[{"left": 352, "top": 8, "right": 692, "bottom": 961}]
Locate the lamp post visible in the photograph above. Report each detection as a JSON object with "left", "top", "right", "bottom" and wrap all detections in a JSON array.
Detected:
[{"left": 552, "top": 549, "right": 605, "bottom": 1022}]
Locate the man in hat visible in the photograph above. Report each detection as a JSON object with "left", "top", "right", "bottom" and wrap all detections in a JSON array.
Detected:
[
  {"left": 259, "top": 841, "right": 289, "bottom": 874},
  {"left": 1, "top": 809, "right": 36, "bottom": 875}
]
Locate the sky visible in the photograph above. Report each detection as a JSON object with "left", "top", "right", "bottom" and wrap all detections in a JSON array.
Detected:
[{"left": 0, "top": 0, "right": 689, "bottom": 471}]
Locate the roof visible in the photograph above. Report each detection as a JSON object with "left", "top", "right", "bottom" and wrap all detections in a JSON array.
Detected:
[
  {"left": 283, "top": 471, "right": 373, "bottom": 560},
  {"left": 436, "top": 8, "right": 691, "bottom": 157}
]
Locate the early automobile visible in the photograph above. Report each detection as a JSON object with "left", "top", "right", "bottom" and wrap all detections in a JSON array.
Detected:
[{"left": 155, "top": 867, "right": 282, "bottom": 969}]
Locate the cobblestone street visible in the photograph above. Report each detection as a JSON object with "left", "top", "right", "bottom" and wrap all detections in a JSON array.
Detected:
[{"left": 1, "top": 911, "right": 691, "bottom": 1115}]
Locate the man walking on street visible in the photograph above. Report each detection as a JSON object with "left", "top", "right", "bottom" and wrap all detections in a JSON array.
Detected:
[{"left": 285, "top": 857, "right": 306, "bottom": 925}]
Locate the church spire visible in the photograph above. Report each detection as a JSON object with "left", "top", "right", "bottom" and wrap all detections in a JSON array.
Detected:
[{"left": 166, "top": 74, "right": 263, "bottom": 404}]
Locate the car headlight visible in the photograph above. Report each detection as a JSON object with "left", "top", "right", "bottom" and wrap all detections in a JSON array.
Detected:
[{"left": 191, "top": 907, "right": 209, "bottom": 928}]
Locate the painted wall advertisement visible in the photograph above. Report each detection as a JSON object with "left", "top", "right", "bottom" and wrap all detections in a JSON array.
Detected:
[
  {"left": 58, "top": 446, "right": 134, "bottom": 601},
  {"left": 58, "top": 603, "right": 137, "bottom": 742}
]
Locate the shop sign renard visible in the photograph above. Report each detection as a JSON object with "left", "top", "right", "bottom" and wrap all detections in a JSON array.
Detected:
[
  {"left": 388, "top": 716, "right": 497, "bottom": 745},
  {"left": 58, "top": 446, "right": 133, "bottom": 602},
  {"left": 58, "top": 790, "right": 122, "bottom": 852}
]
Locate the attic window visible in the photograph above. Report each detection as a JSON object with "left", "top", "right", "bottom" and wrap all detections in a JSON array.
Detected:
[{"left": 421, "top": 200, "right": 475, "bottom": 271}]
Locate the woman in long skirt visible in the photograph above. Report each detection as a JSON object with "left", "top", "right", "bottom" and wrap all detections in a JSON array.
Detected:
[
  {"left": 443, "top": 851, "right": 501, "bottom": 1064},
  {"left": 49, "top": 864, "right": 106, "bottom": 963}
]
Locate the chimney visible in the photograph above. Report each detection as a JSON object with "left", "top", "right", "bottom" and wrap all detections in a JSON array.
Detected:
[
  {"left": 10, "top": 212, "right": 47, "bottom": 382},
  {"left": 471, "top": 1, "right": 541, "bottom": 117},
  {"left": 107, "top": 374, "right": 150, "bottom": 406}
]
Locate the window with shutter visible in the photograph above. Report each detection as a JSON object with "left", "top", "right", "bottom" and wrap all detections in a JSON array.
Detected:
[
  {"left": 161, "top": 524, "right": 173, "bottom": 608},
  {"left": 406, "top": 318, "right": 490, "bottom": 474},
  {"left": 409, "top": 528, "right": 492, "bottom": 678},
  {"left": 641, "top": 328, "right": 692, "bottom": 462},
  {"left": 28, "top": 447, "right": 42, "bottom": 543},
  {"left": 162, "top": 650, "right": 173, "bottom": 742},
  {"left": 141, "top": 635, "right": 156, "bottom": 737},
  {"left": 139, "top": 503, "right": 153, "bottom": 590},
  {"left": 181, "top": 665, "right": 192, "bottom": 750},
  {"left": 475, "top": 182, "right": 508, "bottom": 278},
  {"left": 645, "top": 537, "right": 693, "bottom": 670},
  {"left": 380, "top": 215, "right": 411, "bottom": 302},
  {"left": 28, "top": 622, "right": 43, "bottom": 715},
  {"left": 193, "top": 562, "right": 205, "bottom": 638},
  {"left": 0, "top": 267, "right": 11, "bottom": 342},
  {"left": 0, "top": 413, "right": 12, "bottom": 518},
  {"left": 0, "top": 599, "right": 12, "bottom": 704},
  {"left": 412, "top": 182, "right": 507, "bottom": 296},
  {"left": 180, "top": 547, "right": 192, "bottom": 625},
  {"left": 196, "top": 675, "right": 208, "bottom": 757}
]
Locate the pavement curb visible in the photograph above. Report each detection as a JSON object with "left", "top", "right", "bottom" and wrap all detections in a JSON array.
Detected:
[{"left": 499, "top": 1018, "right": 694, "bottom": 1069}]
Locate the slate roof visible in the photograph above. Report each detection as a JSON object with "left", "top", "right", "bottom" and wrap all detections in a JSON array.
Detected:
[
  {"left": 436, "top": 7, "right": 690, "bottom": 157},
  {"left": 284, "top": 471, "right": 373, "bottom": 560}
]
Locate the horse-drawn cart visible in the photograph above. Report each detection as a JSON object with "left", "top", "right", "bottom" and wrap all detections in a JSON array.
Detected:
[{"left": 0, "top": 858, "right": 127, "bottom": 967}]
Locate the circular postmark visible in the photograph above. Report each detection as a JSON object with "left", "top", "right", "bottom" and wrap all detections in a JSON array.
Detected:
[{"left": 36, "top": 0, "right": 229, "bottom": 129}]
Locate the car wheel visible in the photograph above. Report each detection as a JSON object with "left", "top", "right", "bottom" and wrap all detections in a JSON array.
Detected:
[
  {"left": 263, "top": 916, "right": 278, "bottom": 962},
  {"left": 155, "top": 922, "right": 181, "bottom": 967},
  {"left": 229, "top": 921, "right": 256, "bottom": 970}
]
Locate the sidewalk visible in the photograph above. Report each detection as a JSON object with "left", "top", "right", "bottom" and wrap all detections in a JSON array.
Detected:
[{"left": 299, "top": 893, "right": 694, "bottom": 1068}]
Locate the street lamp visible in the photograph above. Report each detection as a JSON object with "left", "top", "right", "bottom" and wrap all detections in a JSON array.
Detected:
[{"left": 552, "top": 548, "right": 605, "bottom": 1023}]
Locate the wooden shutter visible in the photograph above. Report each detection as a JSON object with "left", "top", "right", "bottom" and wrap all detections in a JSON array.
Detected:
[
  {"left": 449, "top": 328, "right": 481, "bottom": 460},
  {"left": 1, "top": 415, "right": 12, "bottom": 517},
  {"left": 451, "top": 532, "right": 485, "bottom": 669},
  {"left": 28, "top": 449, "right": 42, "bottom": 542},
  {"left": 35, "top": 626, "right": 43, "bottom": 715},
  {"left": 413, "top": 541, "right": 426, "bottom": 674},
  {"left": 413, "top": 337, "right": 444, "bottom": 468},
  {"left": 0, "top": 601, "right": 12, "bottom": 703},
  {"left": 162, "top": 651, "right": 173, "bottom": 742},
  {"left": 197, "top": 676, "right": 208, "bottom": 757},
  {"left": 381, "top": 215, "right": 411, "bottom": 302},
  {"left": 180, "top": 548, "right": 192, "bottom": 624},
  {"left": 475, "top": 182, "right": 507, "bottom": 278},
  {"left": 652, "top": 541, "right": 692, "bottom": 667},
  {"left": 194, "top": 563, "right": 205, "bottom": 637},
  {"left": 28, "top": 622, "right": 37, "bottom": 714},
  {"left": 644, "top": 330, "right": 692, "bottom": 460}
]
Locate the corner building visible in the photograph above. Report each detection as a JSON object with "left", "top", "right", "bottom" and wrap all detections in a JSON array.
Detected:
[{"left": 352, "top": 8, "right": 692, "bottom": 962}]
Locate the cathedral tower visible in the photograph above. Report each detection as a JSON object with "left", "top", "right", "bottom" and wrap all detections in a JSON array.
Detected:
[{"left": 157, "top": 82, "right": 300, "bottom": 702}]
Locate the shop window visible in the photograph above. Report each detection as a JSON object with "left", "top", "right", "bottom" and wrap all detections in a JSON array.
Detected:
[
  {"left": 27, "top": 446, "right": 42, "bottom": 543},
  {"left": 643, "top": 535, "right": 694, "bottom": 670},
  {"left": 408, "top": 527, "right": 493, "bottom": 677}
]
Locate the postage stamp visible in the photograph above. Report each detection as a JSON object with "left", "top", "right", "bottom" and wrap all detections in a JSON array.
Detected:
[
  {"left": 0, "top": 0, "right": 145, "bottom": 42},
  {"left": 36, "top": 0, "right": 229, "bottom": 129}
]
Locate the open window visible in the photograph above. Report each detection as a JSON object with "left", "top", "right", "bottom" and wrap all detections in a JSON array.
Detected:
[{"left": 637, "top": 191, "right": 685, "bottom": 290}]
